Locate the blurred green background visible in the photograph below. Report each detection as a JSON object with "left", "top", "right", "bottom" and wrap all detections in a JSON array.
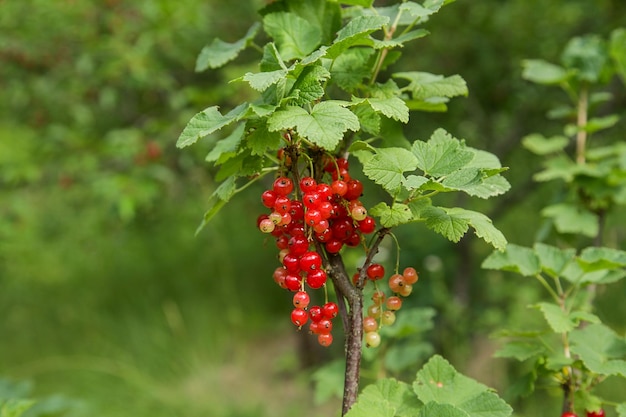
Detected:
[{"left": 1, "top": 1, "right": 625, "bottom": 416}]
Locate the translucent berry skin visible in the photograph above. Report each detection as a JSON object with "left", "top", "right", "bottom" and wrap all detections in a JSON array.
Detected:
[
  {"left": 344, "top": 179, "right": 364, "bottom": 201},
  {"left": 299, "top": 251, "right": 322, "bottom": 272},
  {"left": 303, "top": 192, "right": 322, "bottom": 209},
  {"left": 382, "top": 310, "right": 396, "bottom": 326},
  {"left": 293, "top": 291, "right": 310, "bottom": 308},
  {"left": 322, "top": 302, "right": 339, "bottom": 319},
  {"left": 309, "top": 305, "right": 323, "bottom": 322},
  {"left": 299, "top": 177, "right": 317, "bottom": 193},
  {"left": 586, "top": 410, "right": 605, "bottom": 417},
  {"left": 317, "top": 318, "right": 333, "bottom": 334},
  {"left": 371, "top": 290, "right": 386, "bottom": 305},
  {"left": 304, "top": 209, "right": 323, "bottom": 226},
  {"left": 366, "top": 263, "right": 385, "bottom": 280},
  {"left": 273, "top": 196, "right": 292, "bottom": 214},
  {"left": 288, "top": 235, "right": 309, "bottom": 256},
  {"left": 273, "top": 176, "right": 294, "bottom": 196},
  {"left": 365, "top": 331, "right": 381, "bottom": 348},
  {"left": 358, "top": 216, "right": 376, "bottom": 234},
  {"left": 363, "top": 316, "right": 378, "bottom": 332},
  {"left": 282, "top": 253, "right": 301, "bottom": 273},
  {"left": 325, "top": 239, "right": 343, "bottom": 254},
  {"left": 259, "top": 218, "right": 275, "bottom": 233},
  {"left": 331, "top": 180, "right": 348, "bottom": 196},
  {"left": 306, "top": 269, "right": 327, "bottom": 289},
  {"left": 284, "top": 274, "right": 302, "bottom": 292},
  {"left": 318, "top": 333, "right": 333, "bottom": 347},
  {"left": 316, "top": 183, "right": 333, "bottom": 201},
  {"left": 291, "top": 308, "right": 308, "bottom": 327},
  {"left": 561, "top": 413, "right": 578, "bottom": 417},
  {"left": 403, "top": 267, "right": 419, "bottom": 284},
  {"left": 385, "top": 296, "right": 403, "bottom": 311},
  {"left": 398, "top": 283, "right": 413, "bottom": 297},
  {"left": 388, "top": 273, "right": 406, "bottom": 293},
  {"left": 261, "top": 190, "right": 278, "bottom": 208}
]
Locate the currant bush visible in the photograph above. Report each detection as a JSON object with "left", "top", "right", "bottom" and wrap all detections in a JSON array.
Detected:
[{"left": 257, "top": 148, "right": 421, "bottom": 348}]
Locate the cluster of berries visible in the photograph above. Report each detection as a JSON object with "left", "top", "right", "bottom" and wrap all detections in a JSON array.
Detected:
[
  {"left": 257, "top": 157, "right": 377, "bottom": 347},
  {"left": 562, "top": 410, "right": 605, "bottom": 417},
  {"left": 359, "top": 264, "right": 419, "bottom": 347}
]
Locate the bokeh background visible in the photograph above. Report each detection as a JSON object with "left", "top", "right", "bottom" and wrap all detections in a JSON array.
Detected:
[{"left": 1, "top": 1, "right": 625, "bottom": 416}]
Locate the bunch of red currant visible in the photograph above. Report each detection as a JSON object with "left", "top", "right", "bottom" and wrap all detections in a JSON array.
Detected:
[
  {"left": 562, "top": 409, "right": 606, "bottom": 417},
  {"left": 360, "top": 265, "right": 419, "bottom": 347},
  {"left": 257, "top": 156, "right": 377, "bottom": 347}
]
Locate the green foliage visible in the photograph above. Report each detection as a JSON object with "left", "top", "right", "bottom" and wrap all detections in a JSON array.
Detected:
[{"left": 345, "top": 355, "right": 512, "bottom": 417}]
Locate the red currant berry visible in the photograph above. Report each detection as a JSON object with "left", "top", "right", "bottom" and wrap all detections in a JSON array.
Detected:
[
  {"left": 398, "top": 283, "right": 413, "bottom": 297},
  {"left": 276, "top": 235, "right": 289, "bottom": 250},
  {"left": 291, "top": 308, "right": 308, "bottom": 327},
  {"left": 382, "top": 310, "right": 396, "bottom": 325},
  {"left": 282, "top": 253, "right": 301, "bottom": 273},
  {"left": 385, "top": 296, "right": 403, "bottom": 311},
  {"left": 562, "top": 413, "right": 578, "bottom": 417},
  {"left": 331, "top": 180, "right": 348, "bottom": 196},
  {"left": 309, "top": 321, "right": 320, "bottom": 334},
  {"left": 316, "top": 183, "right": 333, "bottom": 201},
  {"left": 268, "top": 211, "right": 282, "bottom": 225},
  {"left": 309, "top": 305, "right": 323, "bottom": 322},
  {"left": 303, "top": 192, "right": 322, "bottom": 209},
  {"left": 299, "top": 251, "right": 322, "bottom": 271},
  {"left": 313, "top": 219, "right": 330, "bottom": 234},
  {"left": 284, "top": 274, "right": 302, "bottom": 292},
  {"left": 315, "top": 228, "right": 333, "bottom": 243},
  {"left": 351, "top": 205, "right": 367, "bottom": 221},
  {"left": 388, "top": 273, "right": 406, "bottom": 293},
  {"left": 344, "top": 179, "right": 363, "bottom": 201},
  {"left": 273, "top": 176, "right": 294, "bottom": 196},
  {"left": 289, "top": 200, "right": 305, "bottom": 221},
  {"left": 273, "top": 196, "right": 292, "bottom": 214},
  {"left": 293, "top": 291, "right": 310, "bottom": 308},
  {"left": 261, "top": 190, "right": 278, "bottom": 208},
  {"left": 365, "top": 331, "right": 381, "bottom": 348},
  {"left": 331, "top": 218, "right": 353, "bottom": 241},
  {"left": 363, "top": 316, "right": 378, "bottom": 332},
  {"left": 586, "top": 410, "right": 605, "bottom": 417},
  {"left": 299, "top": 177, "right": 317, "bottom": 193},
  {"left": 325, "top": 239, "right": 343, "bottom": 254},
  {"left": 288, "top": 235, "right": 309, "bottom": 255},
  {"left": 322, "top": 302, "right": 339, "bottom": 319},
  {"left": 371, "top": 290, "right": 386, "bottom": 305},
  {"left": 306, "top": 269, "right": 327, "bottom": 289},
  {"left": 287, "top": 223, "right": 305, "bottom": 237},
  {"left": 358, "top": 216, "right": 376, "bottom": 234},
  {"left": 367, "top": 304, "right": 382, "bottom": 318},
  {"left": 318, "top": 201, "right": 334, "bottom": 219},
  {"left": 259, "top": 218, "right": 275, "bottom": 233},
  {"left": 273, "top": 267, "right": 288, "bottom": 289},
  {"left": 366, "top": 263, "right": 385, "bottom": 281},
  {"left": 318, "top": 333, "right": 333, "bottom": 347},
  {"left": 317, "top": 318, "right": 333, "bottom": 334},
  {"left": 345, "top": 232, "right": 361, "bottom": 247},
  {"left": 304, "top": 209, "right": 323, "bottom": 227},
  {"left": 403, "top": 267, "right": 419, "bottom": 284}
]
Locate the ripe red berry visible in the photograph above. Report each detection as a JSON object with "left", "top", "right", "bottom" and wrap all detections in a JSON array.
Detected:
[
  {"left": 586, "top": 410, "right": 605, "bottom": 417},
  {"left": 389, "top": 273, "right": 406, "bottom": 293},
  {"left": 366, "top": 263, "right": 385, "bottom": 280},
  {"left": 299, "top": 177, "right": 317, "bottom": 193},
  {"left": 344, "top": 179, "right": 363, "bottom": 201},
  {"left": 315, "top": 228, "right": 333, "bottom": 242},
  {"left": 318, "top": 333, "right": 333, "bottom": 347},
  {"left": 317, "top": 318, "right": 333, "bottom": 334},
  {"left": 273, "top": 176, "right": 294, "bottom": 196},
  {"left": 293, "top": 291, "right": 310, "bottom": 308},
  {"left": 358, "top": 216, "right": 376, "bottom": 234},
  {"left": 322, "top": 302, "right": 339, "bottom": 319},
  {"left": 316, "top": 183, "right": 333, "bottom": 201},
  {"left": 363, "top": 316, "right": 378, "bottom": 332},
  {"left": 273, "top": 196, "right": 292, "bottom": 214},
  {"left": 299, "top": 251, "right": 322, "bottom": 271},
  {"left": 304, "top": 209, "right": 323, "bottom": 226},
  {"left": 403, "top": 267, "right": 419, "bottom": 284},
  {"left": 289, "top": 200, "right": 305, "bottom": 221},
  {"left": 325, "top": 239, "right": 343, "bottom": 254},
  {"left": 308, "top": 305, "right": 323, "bottom": 322},
  {"left": 284, "top": 274, "right": 302, "bottom": 292},
  {"left": 306, "top": 269, "right": 327, "bottom": 289},
  {"left": 282, "top": 253, "right": 301, "bottom": 273},
  {"left": 331, "top": 180, "right": 348, "bottom": 196},
  {"left": 291, "top": 308, "right": 308, "bottom": 327},
  {"left": 273, "top": 267, "right": 288, "bottom": 289},
  {"left": 288, "top": 235, "right": 309, "bottom": 255},
  {"left": 385, "top": 296, "right": 402, "bottom": 311},
  {"left": 303, "top": 192, "right": 322, "bottom": 209},
  {"left": 562, "top": 413, "right": 578, "bottom": 417},
  {"left": 261, "top": 190, "right": 278, "bottom": 208}
]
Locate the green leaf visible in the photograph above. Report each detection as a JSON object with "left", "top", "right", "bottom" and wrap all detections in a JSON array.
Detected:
[
  {"left": 352, "top": 103, "right": 381, "bottom": 135},
  {"left": 331, "top": 48, "right": 376, "bottom": 93},
  {"left": 533, "top": 242, "right": 576, "bottom": 277},
  {"left": 617, "top": 402, "right": 626, "bottom": 417},
  {"left": 243, "top": 68, "right": 289, "bottom": 92},
  {"left": 289, "top": 65, "right": 331, "bottom": 105},
  {"left": 345, "top": 378, "right": 422, "bottom": 417},
  {"left": 357, "top": 96, "right": 410, "bottom": 123},
  {"left": 541, "top": 203, "right": 599, "bottom": 237},
  {"left": 362, "top": 147, "right": 418, "bottom": 193},
  {"left": 460, "top": 175, "right": 511, "bottom": 199},
  {"left": 577, "top": 247, "right": 626, "bottom": 271},
  {"left": 481, "top": 244, "right": 541, "bottom": 276},
  {"left": 570, "top": 323, "right": 626, "bottom": 377},
  {"left": 414, "top": 355, "right": 512, "bottom": 417},
  {"left": 372, "top": 29, "right": 429, "bottom": 49},
  {"left": 420, "top": 206, "right": 469, "bottom": 243},
  {"left": 246, "top": 120, "right": 282, "bottom": 156},
  {"left": 311, "top": 360, "right": 344, "bottom": 404},
  {"left": 493, "top": 341, "right": 547, "bottom": 361},
  {"left": 328, "top": 15, "right": 389, "bottom": 58},
  {"left": 0, "top": 399, "right": 36, "bottom": 417},
  {"left": 263, "top": 12, "right": 322, "bottom": 60},
  {"left": 370, "top": 202, "right": 414, "bottom": 227},
  {"left": 583, "top": 115, "right": 620, "bottom": 133},
  {"left": 521, "top": 59, "right": 570, "bottom": 85},
  {"left": 400, "top": 2, "right": 439, "bottom": 19},
  {"left": 412, "top": 129, "right": 474, "bottom": 177},
  {"left": 522, "top": 134, "right": 569, "bottom": 155},
  {"left": 340, "top": 0, "right": 374, "bottom": 6},
  {"left": 610, "top": 28, "right": 626, "bottom": 83},
  {"left": 394, "top": 72, "right": 468, "bottom": 100},
  {"left": 267, "top": 101, "right": 359, "bottom": 150},
  {"left": 195, "top": 23, "right": 260, "bottom": 71},
  {"left": 418, "top": 403, "right": 468, "bottom": 417},
  {"left": 562, "top": 34, "right": 608, "bottom": 83},
  {"left": 177, "top": 103, "right": 248, "bottom": 148},
  {"left": 206, "top": 123, "right": 245, "bottom": 162},
  {"left": 533, "top": 302, "right": 573, "bottom": 333}
]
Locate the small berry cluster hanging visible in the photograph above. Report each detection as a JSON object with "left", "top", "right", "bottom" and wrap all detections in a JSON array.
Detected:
[
  {"left": 360, "top": 265, "right": 419, "bottom": 347},
  {"left": 257, "top": 152, "right": 376, "bottom": 347}
]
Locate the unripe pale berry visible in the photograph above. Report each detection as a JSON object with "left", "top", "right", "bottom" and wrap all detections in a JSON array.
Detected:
[{"left": 365, "top": 331, "right": 381, "bottom": 348}]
